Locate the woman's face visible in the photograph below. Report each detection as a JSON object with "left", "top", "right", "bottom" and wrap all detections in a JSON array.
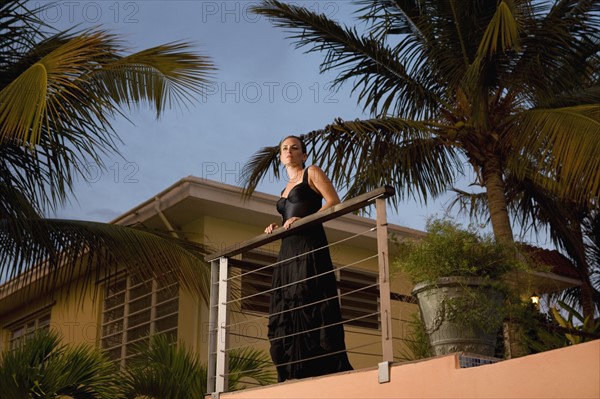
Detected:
[{"left": 280, "top": 137, "right": 307, "bottom": 167}]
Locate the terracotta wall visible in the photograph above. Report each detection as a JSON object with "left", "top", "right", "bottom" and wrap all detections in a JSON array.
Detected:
[{"left": 218, "top": 340, "right": 600, "bottom": 399}]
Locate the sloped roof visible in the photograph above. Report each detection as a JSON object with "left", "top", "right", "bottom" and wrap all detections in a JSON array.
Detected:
[{"left": 520, "top": 244, "right": 580, "bottom": 280}]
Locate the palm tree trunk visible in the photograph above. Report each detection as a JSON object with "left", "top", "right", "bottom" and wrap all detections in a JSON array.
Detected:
[
  {"left": 483, "top": 158, "right": 529, "bottom": 358},
  {"left": 482, "top": 158, "right": 514, "bottom": 246},
  {"left": 579, "top": 276, "right": 595, "bottom": 319},
  {"left": 569, "top": 218, "right": 595, "bottom": 318}
]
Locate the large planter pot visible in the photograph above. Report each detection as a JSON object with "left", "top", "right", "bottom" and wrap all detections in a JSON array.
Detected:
[{"left": 412, "top": 276, "right": 505, "bottom": 357}]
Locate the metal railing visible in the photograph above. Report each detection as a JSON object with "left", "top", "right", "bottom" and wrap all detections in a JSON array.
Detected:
[{"left": 205, "top": 186, "right": 396, "bottom": 396}]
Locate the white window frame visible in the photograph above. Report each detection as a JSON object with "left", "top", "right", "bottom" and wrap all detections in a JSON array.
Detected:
[
  {"left": 101, "top": 272, "right": 179, "bottom": 366},
  {"left": 6, "top": 311, "right": 51, "bottom": 351}
]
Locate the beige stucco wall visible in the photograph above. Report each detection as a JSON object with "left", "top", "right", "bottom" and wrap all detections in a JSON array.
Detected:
[
  {"left": 49, "top": 280, "right": 103, "bottom": 347},
  {"left": 177, "top": 286, "right": 205, "bottom": 357},
  {"left": 221, "top": 339, "right": 600, "bottom": 399},
  {"left": 0, "top": 276, "right": 102, "bottom": 349}
]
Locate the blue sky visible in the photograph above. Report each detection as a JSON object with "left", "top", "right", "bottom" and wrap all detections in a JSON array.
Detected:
[{"left": 46, "top": 0, "right": 468, "bottom": 233}]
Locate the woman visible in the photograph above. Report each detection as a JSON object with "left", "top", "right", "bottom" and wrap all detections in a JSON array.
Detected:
[{"left": 264, "top": 135, "right": 353, "bottom": 382}]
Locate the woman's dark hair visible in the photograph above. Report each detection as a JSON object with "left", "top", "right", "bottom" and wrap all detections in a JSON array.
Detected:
[
  {"left": 280, "top": 135, "right": 307, "bottom": 168},
  {"left": 280, "top": 135, "right": 307, "bottom": 153}
]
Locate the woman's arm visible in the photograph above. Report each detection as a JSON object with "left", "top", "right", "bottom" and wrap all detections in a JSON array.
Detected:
[
  {"left": 308, "top": 166, "right": 340, "bottom": 211},
  {"left": 272, "top": 166, "right": 341, "bottom": 232}
]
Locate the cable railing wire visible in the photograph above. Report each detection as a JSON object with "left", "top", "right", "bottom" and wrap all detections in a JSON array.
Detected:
[
  {"left": 223, "top": 312, "right": 381, "bottom": 351},
  {"left": 209, "top": 280, "right": 385, "bottom": 347},
  {"left": 225, "top": 253, "right": 378, "bottom": 307},
  {"left": 220, "top": 312, "right": 380, "bottom": 355},
  {"left": 207, "top": 245, "right": 382, "bottom": 353},
  {"left": 224, "top": 278, "right": 380, "bottom": 329},
  {"left": 348, "top": 349, "right": 383, "bottom": 358},
  {"left": 227, "top": 332, "right": 269, "bottom": 342},
  {"left": 267, "top": 312, "right": 381, "bottom": 343},
  {"left": 225, "top": 226, "right": 377, "bottom": 283},
  {"left": 221, "top": 340, "right": 383, "bottom": 378}
]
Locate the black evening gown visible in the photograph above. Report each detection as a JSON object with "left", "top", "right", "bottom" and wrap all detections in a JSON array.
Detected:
[{"left": 268, "top": 168, "right": 353, "bottom": 382}]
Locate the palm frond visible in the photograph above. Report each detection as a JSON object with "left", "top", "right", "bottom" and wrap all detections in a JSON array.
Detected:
[
  {"left": 242, "top": 116, "right": 463, "bottom": 206},
  {"left": 0, "top": 1, "right": 49, "bottom": 68},
  {"left": 0, "top": 329, "right": 125, "bottom": 399},
  {"left": 506, "top": 105, "right": 600, "bottom": 204},
  {"left": 539, "top": 85, "right": 600, "bottom": 109},
  {"left": 227, "top": 347, "right": 276, "bottom": 389},
  {"left": 583, "top": 210, "right": 600, "bottom": 274},
  {"left": 508, "top": 0, "right": 600, "bottom": 102},
  {"left": 0, "top": 30, "right": 214, "bottom": 147},
  {"left": 353, "top": 0, "right": 421, "bottom": 38},
  {"left": 0, "top": 120, "right": 115, "bottom": 218},
  {"left": 476, "top": 1, "right": 523, "bottom": 57},
  {"left": 125, "top": 335, "right": 275, "bottom": 397},
  {"left": 358, "top": 0, "right": 498, "bottom": 72},
  {"left": 447, "top": 187, "right": 489, "bottom": 224},
  {"left": 310, "top": 118, "right": 463, "bottom": 205},
  {"left": 0, "top": 31, "right": 114, "bottom": 146},
  {"left": 126, "top": 335, "right": 206, "bottom": 399},
  {"left": 251, "top": 0, "right": 439, "bottom": 118},
  {"left": 0, "top": 219, "right": 211, "bottom": 302},
  {"left": 0, "top": 26, "right": 214, "bottom": 214},
  {"left": 93, "top": 40, "right": 215, "bottom": 117},
  {"left": 0, "top": 149, "right": 46, "bottom": 219},
  {"left": 241, "top": 144, "right": 281, "bottom": 198}
]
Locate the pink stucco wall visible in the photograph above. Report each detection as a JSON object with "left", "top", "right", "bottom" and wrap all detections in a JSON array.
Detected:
[{"left": 219, "top": 340, "right": 600, "bottom": 399}]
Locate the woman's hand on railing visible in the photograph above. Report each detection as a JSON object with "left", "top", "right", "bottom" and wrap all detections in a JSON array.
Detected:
[
  {"left": 265, "top": 217, "right": 302, "bottom": 234},
  {"left": 283, "top": 217, "right": 301, "bottom": 230},
  {"left": 264, "top": 223, "right": 278, "bottom": 234}
]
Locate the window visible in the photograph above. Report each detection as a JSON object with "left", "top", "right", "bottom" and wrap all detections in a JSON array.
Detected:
[
  {"left": 233, "top": 251, "right": 274, "bottom": 314},
  {"left": 339, "top": 268, "right": 380, "bottom": 330},
  {"left": 101, "top": 272, "right": 179, "bottom": 366},
  {"left": 7, "top": 311, "right": 51, "bottom": 350}
]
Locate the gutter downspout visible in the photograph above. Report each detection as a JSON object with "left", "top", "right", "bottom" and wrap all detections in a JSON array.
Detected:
[{"left": 154, "top": 196, "right": 181, "bottom": 239}]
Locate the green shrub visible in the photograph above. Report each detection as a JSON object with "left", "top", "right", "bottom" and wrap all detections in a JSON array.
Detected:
[{"left": 394, "top": 217, "right": 520, "bottom": 284}]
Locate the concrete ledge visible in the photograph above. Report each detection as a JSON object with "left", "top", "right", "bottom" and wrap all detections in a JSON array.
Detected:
[{"left": 219, "top": 340, "right": 600, "bottom": 399}]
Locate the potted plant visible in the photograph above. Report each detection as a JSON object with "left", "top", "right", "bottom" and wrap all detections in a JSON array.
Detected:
[{"left": 395, "top": 218, "right": 521, "bottom": 357}]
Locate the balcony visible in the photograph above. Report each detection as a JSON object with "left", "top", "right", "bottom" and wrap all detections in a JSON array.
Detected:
[
  {"left": 203, "top": 185, "right": 598, "bottom": 399},
  {"left": 205, "top": 186, "right": 397, "bottom": 395}
]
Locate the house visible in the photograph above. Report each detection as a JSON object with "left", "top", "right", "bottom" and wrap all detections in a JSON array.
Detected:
[
  {"left": 0, "top": 177, "right": 425, "bottom": 369},
  {"left": 0, "top": 176, "right": 590, "bottom": 398}
]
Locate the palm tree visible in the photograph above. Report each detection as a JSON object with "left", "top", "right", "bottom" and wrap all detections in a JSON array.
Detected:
[
  {"left": 242, "top": 0, "right": 600, "bottom": 248},
  {"left": 0, "top": 1, "right": 214, "bottom": 298},
  {"left": 448, "top": 164, "right": 600, "bottom": 318},
  {"left": 0, "top": 329, "right": 126, "bottom": 399},
  {"left": 508, "top": 187, "right": 600, "bottom": 317},
  {"left": 125, "top": 334, "right": 276, "bottom": 398}
]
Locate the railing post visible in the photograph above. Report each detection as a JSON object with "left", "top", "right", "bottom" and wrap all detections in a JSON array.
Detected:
[
  {"left": 207, "top": 259, "right": 219, "bottom": 394},
  {"left": 215, "top": 256, "right": 230, "bottom": 394},
  {"left": 376, "top": 197, "right": 394, "bottom": 362}
]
